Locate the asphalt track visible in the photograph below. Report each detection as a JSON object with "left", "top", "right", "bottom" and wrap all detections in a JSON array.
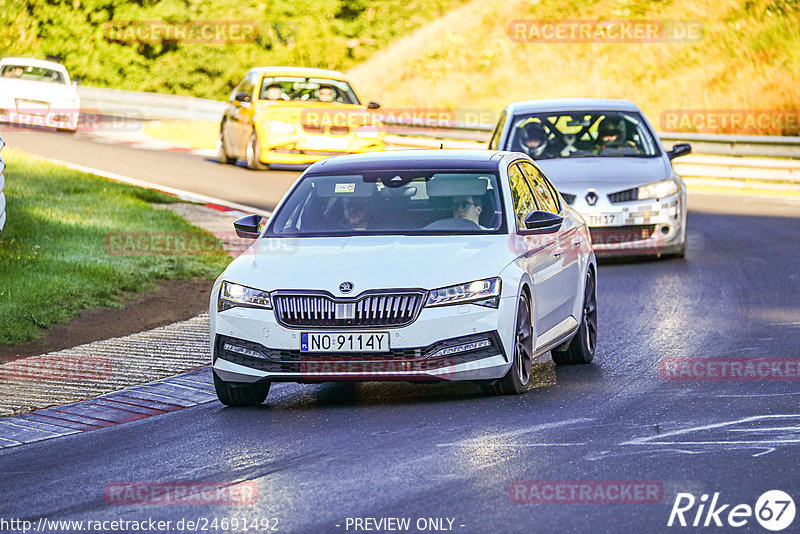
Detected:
[{"left": 1, "top": 128, "right": 800, "bottom": 533}]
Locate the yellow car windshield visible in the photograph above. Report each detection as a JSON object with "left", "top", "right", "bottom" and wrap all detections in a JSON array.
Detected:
[{"left": 258, "top": 77, "right": 360, "bottom": 105}]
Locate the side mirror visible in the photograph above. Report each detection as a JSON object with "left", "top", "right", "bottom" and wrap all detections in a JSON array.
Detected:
[
  {"left": 367, "top": 101, "right": 380, "bottom": 110},
  {"left": 523, "top": 211, "right": 563, "bottom": 234},
  {"left": 667, "top": 143, "right": 691, "bottom": 160},
  {"left": 235, "top": 91, "right": 251, "bottom": 103},
  {"left": 234, "top": 214, "right": 263, "bottom": 239}
]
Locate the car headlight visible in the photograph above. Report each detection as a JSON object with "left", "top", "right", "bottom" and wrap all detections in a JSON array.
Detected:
[
  {"left": 356, "top": 125, "right": 380, "bottom": 139},
  {"left": 218, "top": 282, "right": 272, "bottom": 312},
  {"left": 637, "top": 179, "right": 678, "bottom": 200},
  {"left": 267, "top": 120, "right": 295, "bottom": 135},
  {"left": 425, "top": 278, "right": 501, "bottom": 309}
]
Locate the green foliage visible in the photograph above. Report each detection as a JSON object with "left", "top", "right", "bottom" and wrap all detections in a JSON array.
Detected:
[{"left": 0, "top": 0, "right": 465, "bottom": 100}]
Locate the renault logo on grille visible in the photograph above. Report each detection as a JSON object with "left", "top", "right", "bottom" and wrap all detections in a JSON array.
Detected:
[
  {"left": 585, "top": 191, "right": 598, "bottom": 206},
  {"left": 339, "top": 281, "right": 354, "bottom": 293}
]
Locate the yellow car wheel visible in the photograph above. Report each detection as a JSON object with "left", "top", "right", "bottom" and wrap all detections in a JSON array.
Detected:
[{"left": 246, "top": 129, "right": 269, "bottom": 171}]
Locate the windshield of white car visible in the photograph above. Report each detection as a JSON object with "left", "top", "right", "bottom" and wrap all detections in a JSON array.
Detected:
[
  {"left": 505, "top": 111, "right": 660, "bottom": 159},
  {"left": 266, "top": 171, "right": 506, "bottom": 236},
  {"left": 0, "top": 65, "right": 66, "bottom": 84},
  {"left": 258, "top": 77, "right": 360, "bottom": 105}
]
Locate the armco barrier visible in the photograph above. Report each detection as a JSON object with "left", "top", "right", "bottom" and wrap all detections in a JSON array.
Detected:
[{"left": 76, "top": 84, "right": 800, "bottom": 162}]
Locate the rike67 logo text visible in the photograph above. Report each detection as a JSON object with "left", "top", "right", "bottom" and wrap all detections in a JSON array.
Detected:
[{"left": 668, "top": 490, "right": 795, "bottom": 531}]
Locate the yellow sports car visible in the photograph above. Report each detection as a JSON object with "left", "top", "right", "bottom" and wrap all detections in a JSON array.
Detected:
[{"left": 218, "top": 67, "right": 385, "bottom": 169}]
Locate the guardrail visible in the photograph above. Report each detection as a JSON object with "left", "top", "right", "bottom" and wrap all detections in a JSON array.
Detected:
[
  {"left": 78, "top": 86, "right": 800, "bottom": 187},
  {"left": 78, "top": 86, "right": 225, "bottom": 122},
  {"left": 77, "top": 85, "right": 800, "bottom": 164}
]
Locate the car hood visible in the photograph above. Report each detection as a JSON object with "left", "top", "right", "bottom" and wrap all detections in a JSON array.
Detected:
[
  {"left": 0, "top": 79, "right": 78, "bottom": 104},
  {"left": 535, "top": 157, "right": 672, "bottom": 195},
  {"left": 223, "top": 235, "right": 514, "bottom": 295},
  {"left": 255, "top": 101, "right": 377, "bottom": 126}
]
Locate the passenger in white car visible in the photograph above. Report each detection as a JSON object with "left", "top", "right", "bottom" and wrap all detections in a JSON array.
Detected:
[{"left": 451, "top": 196, "right": 483, "bottom": 226}]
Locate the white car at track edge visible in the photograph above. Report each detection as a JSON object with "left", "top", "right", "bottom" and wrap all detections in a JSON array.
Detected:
[{"left": 0, "top": 57, "right": 80, "bottom": 133}]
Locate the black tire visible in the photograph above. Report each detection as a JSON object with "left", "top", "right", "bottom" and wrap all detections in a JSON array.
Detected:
[
  {"left": 662, "top": 243, "right": 686, "bottom": 260},
  {"left": 552, "top": 268, "right": 597, "bottom": 365},
  {"left": 213, "top": 370, "right": 270, "bottom": 406},
  {"left": 217, "top": 129, "right": 236, "bottom": 165},
  {"left": 483, "top": 294, "right": 533, "bottom": 395},
  {"left": 246, "top": 129, "right": 269, "bottom": 170}
]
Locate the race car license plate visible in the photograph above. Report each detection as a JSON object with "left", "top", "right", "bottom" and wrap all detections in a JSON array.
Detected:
[
  {"left": 300, "top": 332, "right": 390, "bottom": 353},
  {"left": 587, "top": 213, "right": 619, "bottom": 226}
]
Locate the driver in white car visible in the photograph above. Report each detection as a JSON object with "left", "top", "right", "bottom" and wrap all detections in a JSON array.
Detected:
[{"left": 452, "top": 196, "right": 489, "bottom": 229}]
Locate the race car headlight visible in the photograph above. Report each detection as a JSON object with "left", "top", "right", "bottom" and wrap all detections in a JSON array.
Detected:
[
  {"left": 218, "top": 282, "right": 272, "bottom": 312},
  {"left": 425, "top": 278, "right": 501, "bottom": 308},
  {"left": 267, "top": 120, "right": 295, "bottom": 135},
  {"left": 356, "top": 125, "right": 380, "bottom": 139},
  {"left": 636, "top": 179, "right": 678, "bottom": 200}
]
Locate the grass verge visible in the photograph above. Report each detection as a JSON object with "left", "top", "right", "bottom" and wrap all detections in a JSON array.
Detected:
[{"left": 0, "top": 149, "right": 231, "bottom": 345}]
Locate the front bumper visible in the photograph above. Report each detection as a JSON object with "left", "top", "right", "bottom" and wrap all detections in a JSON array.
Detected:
[
  {"left": 256, "top": 128, "right": 385, "bottom": 164},
  {"left": 211, "top": 297, "right": 516, "bottom": 383},
  {"left": 0, "top": 106, "right": 79, "bottom": 131},
  {"left": 579, "top": 193, "right": 685, "bottom": 256}
]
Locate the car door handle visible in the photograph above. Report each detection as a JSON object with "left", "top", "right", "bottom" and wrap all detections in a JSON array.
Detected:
[
  {"left": 552, "top": 247, "right": 565, "bottom": 257},
  {"left": 571, "top": 236, "right": 583, "bottom": 246}
]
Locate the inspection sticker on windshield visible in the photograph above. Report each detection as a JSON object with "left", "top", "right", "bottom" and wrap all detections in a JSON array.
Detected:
[
  {"left": 334, "top": 183, "right": 356, "bottom": 194},
  {"left": 301, "top": 332, "right": 390, "bottom": 352}
]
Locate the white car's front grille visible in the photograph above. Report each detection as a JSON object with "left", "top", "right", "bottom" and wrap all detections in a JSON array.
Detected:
[{"left": 272, "top": 291, "right": 426, "bottom": 328}]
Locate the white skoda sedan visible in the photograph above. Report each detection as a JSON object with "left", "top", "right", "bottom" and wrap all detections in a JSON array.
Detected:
[{"left": 210, "top": 150, "right": 597, "bottom": 406}]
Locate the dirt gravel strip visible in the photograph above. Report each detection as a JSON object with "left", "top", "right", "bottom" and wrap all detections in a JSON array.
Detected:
[
  {"left": 0, "top": 201, "right": 257, "bottom": 417},
  {"left": 0, "top": 313, "right": 212, "bottom": 417}
]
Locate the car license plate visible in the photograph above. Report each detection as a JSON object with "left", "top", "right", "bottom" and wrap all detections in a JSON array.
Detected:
[
  {"left": 300, "top": 332, "right": 390, "bottom": 353},
  {"left": 305, "top": 136, "right": 349, "bottom": 150},
  {"left": 587, "top": 213, "right": 619, "bottom": 226},
  {"left": 15, "top": 100, "right": 48, "bottom": 116}
]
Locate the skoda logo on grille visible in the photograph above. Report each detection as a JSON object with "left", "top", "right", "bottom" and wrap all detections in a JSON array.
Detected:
[
  {"left": 585, "top": 190, "right": 599, "bottom": 206},
  {"left": 339, "top": 281, "right": 354, "bottom": 294}
]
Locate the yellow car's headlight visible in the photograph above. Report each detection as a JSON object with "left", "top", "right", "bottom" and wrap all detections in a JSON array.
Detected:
[{"left": 267, "top": 120, "right": 296, "bottom": 135}]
